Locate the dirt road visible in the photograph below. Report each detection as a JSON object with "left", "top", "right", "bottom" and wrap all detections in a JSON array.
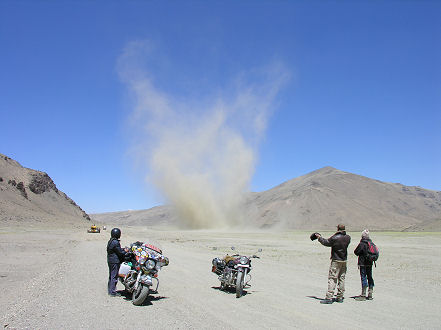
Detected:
[{"left": 1, "top": 227, "right": 440, "bottom": 329}]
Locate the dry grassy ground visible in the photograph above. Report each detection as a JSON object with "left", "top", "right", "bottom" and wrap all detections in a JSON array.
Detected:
[{"left": 1, "top": 225, "right": 440, "bottom": 329}]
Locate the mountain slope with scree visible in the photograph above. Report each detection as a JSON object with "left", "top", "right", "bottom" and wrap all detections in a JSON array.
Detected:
[
  {"left": 243, "top": 167, "right": 441, "bottom": 231},
  {"left": 0, "top": 153, "right": 91, "bottom": 226}
]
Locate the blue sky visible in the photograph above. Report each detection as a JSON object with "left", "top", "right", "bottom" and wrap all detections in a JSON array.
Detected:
[{"left": 1, "top": 1, "right": 440, "bottom": 214}]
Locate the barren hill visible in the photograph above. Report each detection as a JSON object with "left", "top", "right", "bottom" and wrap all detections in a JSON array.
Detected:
[
  {"left": 92, "top": 205, "right": 179, "bottom": 228},
  {"left": 93, "top": 167, "right": 441, "bottom": 231},
  {"left": 244, "top": 167, "right": 441, "bottom": 231},
  {"left": 0, "top": 153, "right": 91, "bottom": 226}
]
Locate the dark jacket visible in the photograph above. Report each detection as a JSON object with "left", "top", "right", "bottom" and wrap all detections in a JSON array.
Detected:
[
  {"left": 107, "top": 238, "right": 126, "bottom": 264},
  {"left": 318, "top": 231, "right": 351, "bottom": 261},
  {"left": 354, "top": 238, "right": 373, "bottom": 266}
]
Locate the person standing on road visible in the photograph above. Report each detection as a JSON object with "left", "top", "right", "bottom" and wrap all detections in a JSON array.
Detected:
[
  {"left": 354, "top": 229, "right": 375, "bottom": 301},
  {"left": 107, "top": 228, "right": 127, "bottom": 297},
  {"left": 315, "top": 224, "right": 351, "bottom": 304}
]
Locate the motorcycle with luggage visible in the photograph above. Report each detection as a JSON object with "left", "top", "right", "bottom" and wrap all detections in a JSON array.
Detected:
[
  {"left": 118, "top": 241, "right": 169, "bottom": 305},
  {"left": 212, "top": 247, "right": 261, "bottom": 298}
]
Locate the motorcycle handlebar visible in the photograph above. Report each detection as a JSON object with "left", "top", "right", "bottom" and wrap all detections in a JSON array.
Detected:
[{"left": 232, "top": 254, "right": 260, "bottom": 259}]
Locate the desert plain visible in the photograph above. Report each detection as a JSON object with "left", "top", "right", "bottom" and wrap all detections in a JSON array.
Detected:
[{"left": 1, "top": 223, "right": 440, "bottom": 329}]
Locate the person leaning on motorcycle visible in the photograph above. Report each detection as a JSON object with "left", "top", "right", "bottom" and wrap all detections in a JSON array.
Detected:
[{"left": 107, "top": 228, "right": 129, "bottom": 297}]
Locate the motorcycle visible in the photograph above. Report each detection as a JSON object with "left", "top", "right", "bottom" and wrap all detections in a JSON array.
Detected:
[
  {"left": 118, "top": 241, "right": 169, "bottom": 305},
  {"left": 212, "top": 247, "right": 261, "bottom": 298}
]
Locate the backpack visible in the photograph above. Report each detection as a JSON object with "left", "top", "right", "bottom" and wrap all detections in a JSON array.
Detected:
[{"left": 366, "top": 240, "right": 379, "bottom": 264}]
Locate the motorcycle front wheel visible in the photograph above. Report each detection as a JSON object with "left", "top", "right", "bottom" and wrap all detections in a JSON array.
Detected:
[
  {"left": 236, "top": 271, "right": 244, "bottom": 298},
  {"left": 132, "top": 284, "right": 150, "bottom": 306}
]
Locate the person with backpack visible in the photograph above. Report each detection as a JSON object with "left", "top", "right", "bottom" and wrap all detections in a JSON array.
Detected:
[
  {"left": 354, "top": 229, "right": 378, "bottom": 301},
  {"left": 314, "top": 223, "right": 351, "bottom": 304},
  {"left": 107, "top": 228, "right": 128, "bottom": 296}
]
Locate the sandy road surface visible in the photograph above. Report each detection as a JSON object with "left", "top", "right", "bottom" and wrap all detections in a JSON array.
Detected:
[{"left": 1, "top": 227, "right": 441, "bottom": 329}]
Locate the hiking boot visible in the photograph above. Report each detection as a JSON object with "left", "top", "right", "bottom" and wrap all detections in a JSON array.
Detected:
[
  {"left": 320, "top": 299, "right": 333, "bottom": 304},
  {"left": 367, "top": 288, "right": 373, "bottom": 300},
  {"left": 335, "top": 297, "right": 344, "bottom": 303},
  {"left": 109, "top": 292, "right": 121, "bottom": 297}
]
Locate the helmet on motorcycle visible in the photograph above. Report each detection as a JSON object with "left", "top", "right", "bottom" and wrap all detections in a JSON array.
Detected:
[{"left": 111, "top": 228, "right": 121, "bottom": 239}]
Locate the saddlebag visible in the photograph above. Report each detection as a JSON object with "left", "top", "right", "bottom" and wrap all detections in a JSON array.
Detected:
[{"left": 212, "top": 258, "right": 226, "bottom": 275}]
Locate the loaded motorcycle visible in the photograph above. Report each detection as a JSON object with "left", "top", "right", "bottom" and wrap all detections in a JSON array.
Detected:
[
  {"left": 118, "top": 241, "right": 169, "bottom": 305},
  {"left": 212, "top": 247, "right": 261, "bottom": 298}
]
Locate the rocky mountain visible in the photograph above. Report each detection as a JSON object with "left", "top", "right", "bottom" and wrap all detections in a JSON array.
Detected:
[
  {"left": 0, "top": 153, "right": 91, "bottom": 225},
  {"left": 92, "top": 167, "right": 441, "bottom": 231}
]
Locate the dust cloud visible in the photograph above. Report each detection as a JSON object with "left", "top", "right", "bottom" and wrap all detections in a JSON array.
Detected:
[{"left": 118, "top": 41, "right": 288, "bottom": 228}]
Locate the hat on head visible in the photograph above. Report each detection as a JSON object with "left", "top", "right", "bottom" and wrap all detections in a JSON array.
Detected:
[
  {"left": 337, "top": 223, "right": 345, "bottom": 231},
  {"left": 362, "top": 229, "right": 370, "bottom": 239}
]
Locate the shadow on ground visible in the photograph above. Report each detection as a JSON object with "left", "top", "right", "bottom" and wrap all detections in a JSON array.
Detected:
[
  {"left": 211, "top": 286, "right": 251, "bottom": 297},
  {"left": 308, "top": 295, "right": 362, "bottom": 303},
  {"left": 118, "top": 290, "right": 169, "bottom": 306},
  {"left": 307, "top": 295, "right": 326, "bottom": 302}
]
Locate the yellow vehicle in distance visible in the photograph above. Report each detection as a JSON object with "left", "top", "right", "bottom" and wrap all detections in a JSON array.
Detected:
[{"left": 87, "top": 224, "right": 101, "bottom": 233}]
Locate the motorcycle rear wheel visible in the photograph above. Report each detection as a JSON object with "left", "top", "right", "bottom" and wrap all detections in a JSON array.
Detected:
[
  {"left": 132, "top": 284, "right": 150, "bottom": 306},
  {"left": 236, "top": 272, "right": 244, "bottom": 298}
]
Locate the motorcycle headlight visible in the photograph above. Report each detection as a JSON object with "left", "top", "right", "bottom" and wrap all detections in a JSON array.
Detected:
[
  {"left": 239, "top": 256, "right": 249, "bottom": 265},
  {"left": 155, "top": 263, "right": 161, "bottom": 271},
  {"left": 138, "top": 257, "right": 146, "bottom": 265},
  {"left": 146, "top": 259, "right": 156, "bottom": 270}
]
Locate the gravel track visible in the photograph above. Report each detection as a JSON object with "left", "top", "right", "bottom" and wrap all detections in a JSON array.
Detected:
[{"left": 1, "top": 228, "right": 440, "bottom": 329}]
